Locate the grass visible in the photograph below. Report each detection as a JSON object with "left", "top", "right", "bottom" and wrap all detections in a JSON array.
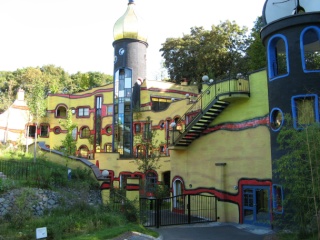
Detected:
[
  {"left": 68, "top": 223, "right": 158, "bottom": 240},
  {"left": 0, "top": 149, "right": 159, "bottom": 240}
]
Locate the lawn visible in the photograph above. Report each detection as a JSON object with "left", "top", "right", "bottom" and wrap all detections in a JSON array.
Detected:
[{"left": 0, "top": 150, "right": 158, "bottom": 240}]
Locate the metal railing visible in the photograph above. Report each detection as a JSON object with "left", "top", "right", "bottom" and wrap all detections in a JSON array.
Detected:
[
  {"left": 172, "top": 78, "right": 250, "bottom": 144},
  {"left": 0, "top": 160, "right": 68, "bottom": 186},
  {"left": 140, "top": 193, "right": 217, "bottom": 228}
]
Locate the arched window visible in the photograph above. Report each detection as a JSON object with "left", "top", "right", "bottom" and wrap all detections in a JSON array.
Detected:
[
  {"left": 78, "top": 145, "right": 89, "bottom": 158},
  {"left": 56, "top": 105, "right": 67, "bottom": 118},
  {"left": 146, "top": 171, "right": 157, "bottom": 193},
  {"left": 80, "top": 126, "right": 90, "bottom": 138},
  {"left": 268, "top": 35, "right": 289, "bottom": 80},
  {"left": 173, "top": 178, "right": 184, "bottom": 209},
  {"left": 300, "top": 27, "right": 320, "bottom": 72},
  {"left": 135, "top": 145, "right": 145, "bottom": 158}
]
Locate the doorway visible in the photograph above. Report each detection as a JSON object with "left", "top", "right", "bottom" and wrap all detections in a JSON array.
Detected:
[{"left": 243, "top": 186, "right": 271, "bottom": 226}]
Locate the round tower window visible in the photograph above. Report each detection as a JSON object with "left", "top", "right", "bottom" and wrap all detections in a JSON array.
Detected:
[{"left": 270, "top": 108, "right": 284, "bottom": 131}]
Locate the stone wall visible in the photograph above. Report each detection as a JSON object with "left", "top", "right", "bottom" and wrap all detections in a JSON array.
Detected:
[{"left": 0, "top": 187, "right": 102, "bottom": 217}]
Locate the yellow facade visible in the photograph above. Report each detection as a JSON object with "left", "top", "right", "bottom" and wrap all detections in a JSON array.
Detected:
[{"left": 36, "top": 69, "right": 272, "bottom": 226}]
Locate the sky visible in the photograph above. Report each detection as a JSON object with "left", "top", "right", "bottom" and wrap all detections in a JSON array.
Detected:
[{"left": 0, "top": 0, "right": 266, "bottom": 80}]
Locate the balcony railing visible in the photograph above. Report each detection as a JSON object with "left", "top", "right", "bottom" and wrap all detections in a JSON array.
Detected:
[{"left": 172, "top": 78, "right": 250, "bottom": 145}]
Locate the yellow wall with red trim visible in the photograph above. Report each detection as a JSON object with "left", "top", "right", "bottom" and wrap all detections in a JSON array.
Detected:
[{"left": 169, "top": 69, "right": 271, "bottom": 223}]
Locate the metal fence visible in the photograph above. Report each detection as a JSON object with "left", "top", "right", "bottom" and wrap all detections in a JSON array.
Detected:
[
  {"left": 0, "top": 160, "right": 68, "bottom": 186},
  {"left": 140, "top": 194, "right": 217, "bottom": 228}
]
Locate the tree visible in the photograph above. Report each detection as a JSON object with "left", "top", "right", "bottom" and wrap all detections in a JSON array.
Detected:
[
  {"left": 0, "top": 71, "right": 20, "bottom": 113},
  {"left": 71, "top": 71, "right": 113, "bottom": 92},
  {"left": 23, "top": 68, "right": 47, "bottom": 162},
  {"left": 59, "top": 109, "right": 78, "bottom": 159},
  {"left": 134, "top": 116, "right": 161, "bottom": 173},
  {"left": 246, "top": 16, "right": 267, "bottom": 72},
  {"left": 160, "top": 20, "right": 250, "bottom": 84},
  {"left": 275, "top": 115, "right": 320, "bottom": 238}
]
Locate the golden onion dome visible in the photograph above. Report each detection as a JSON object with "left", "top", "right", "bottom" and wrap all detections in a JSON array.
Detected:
[{"left": 113, "top": 0, "right": 148, "bottom": 42}]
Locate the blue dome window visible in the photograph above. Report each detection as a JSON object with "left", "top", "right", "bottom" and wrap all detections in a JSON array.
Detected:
[
  {"left": 300, "top": 26, "right": 320, "bottom": 73},
  {"left": 267, "top": 34, "right": 289, "bottom": 81}
]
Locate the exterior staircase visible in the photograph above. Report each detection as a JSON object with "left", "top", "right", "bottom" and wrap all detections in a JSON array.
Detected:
[
  {"left": 173, "top": 99, "right": 229, "bottom": 147},
  {"left": 171, "top": 78, "right": 250, "bottom": 148}
]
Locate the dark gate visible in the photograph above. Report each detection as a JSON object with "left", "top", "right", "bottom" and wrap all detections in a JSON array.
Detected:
[{"left": 140, "top": 194, "right": 217, "bottom": 228}]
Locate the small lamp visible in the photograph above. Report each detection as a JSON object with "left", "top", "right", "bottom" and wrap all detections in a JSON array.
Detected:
[
  {"left": 202, "top": 75, "right": 209, "bottom": 82},
  {"left": 102, "top": 170, "right": 109, "bottom": 178}
]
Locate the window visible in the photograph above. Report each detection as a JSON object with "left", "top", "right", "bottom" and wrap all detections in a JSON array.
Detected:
[
  {"left": 268, "top": 35, "right": 289, "bottom": 80},
  {"left": 40, "top": 124, "right": 49, "bottom": 137},
  {"left": 272, "top": 184, "right": 283, "bottom": 214},
  {"left": 270, "top": 108, "right": 284, "bottom": 132},
  {"left": 105, "top": 126, "right": 112, "bottom": 135},
  {"left": 135, "top": 123, "right": 141, "bottom": 133},
  {"left": 151, "top": 97, "right": 171, "bottom": 112},
  {"left": 146, "top": 171, "right": 157, "bottom": 193},
  {"left": 78, "top": 145, "right": 89, "bottom": 158},
  {"left": 28, "top": 125, "right": 36, "bottom": 138},
  {"left": 53, "top": 126, "right": 61, "bottom": 134},
  {"left": 80, "top": 126, "right": 90, "bottom": 138},
  {"left": 301, "top": 27, "right": 320, "bottom": 72},
  {"left": 291, "top": 94, "right": 319, "bottom": 129},
  {"left": 56, "top": 105, "right": 67, "bottom": 118},
  {"left": 144, "top": 122, "right": 151, "bottom": 140},
  {"left": 105, "top": 143, "right": 112, "bottom": 153},
  {"left": 78, "top": 107, "right": 90, "bottom": 117},
  {"left": 107, "top": 105, "right": 113, "bottom": 116},
  {"left": 136, "top": 145, "right": 145, "bottom": 158},
  {"left": 160, "top": 145, "right": 166, "bottom": 156},
  {"left": 72, "top": 128, "right": 78, "bottom": 140}
]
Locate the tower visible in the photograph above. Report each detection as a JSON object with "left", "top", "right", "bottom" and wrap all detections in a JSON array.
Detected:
[
  {"left": 261, "top": 0, "right": 320, "bottom": 218},
  {"left": 112, "top": 0, "right": 148, "bottom": 157}
]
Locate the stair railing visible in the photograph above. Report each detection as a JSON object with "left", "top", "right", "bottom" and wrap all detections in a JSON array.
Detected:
[{"left": 171, "top": 78, "right": 250, "bottom": 145}]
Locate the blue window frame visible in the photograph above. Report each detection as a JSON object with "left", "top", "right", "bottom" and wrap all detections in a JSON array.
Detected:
[
  {"left": 272, "top": 184, "right": 283, "bottom": 214},
  {"left": 291, "top": 94, "right": 319, "bottom": 129},
  {"left": 268, "top": 34, "right": 289, "bottom": 80},
  {"left": 270, "top": 108, "right": 284, "bottom": 132},
  {"left": 300, "top": 26, "right": 320, "bottom": 73}
]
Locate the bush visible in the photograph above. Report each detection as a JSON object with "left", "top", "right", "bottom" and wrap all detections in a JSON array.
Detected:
[
  {"left": 6, "top": 188, "right": 36, "bottom": 228},
  {"left": 0, "top": 178, "right": 17, "bottom": 193}
]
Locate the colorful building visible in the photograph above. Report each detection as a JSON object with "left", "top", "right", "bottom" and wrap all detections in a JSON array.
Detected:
[{"left": 13, "top": 0, "right": 320, "bottom": 228}]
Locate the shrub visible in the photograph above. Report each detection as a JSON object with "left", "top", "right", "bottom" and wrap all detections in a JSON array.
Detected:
[
  {"left": 6, "top": 188, "right": 36, "bottom": 228},
  {"left": 0, "top": 178, "right": 17, "bottom": 193}
]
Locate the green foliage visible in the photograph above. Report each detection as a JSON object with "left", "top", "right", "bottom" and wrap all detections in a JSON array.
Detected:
[
  {"left": 275, "top": 115, "right": 320, "bottom": 237},
  {"left": 153, "top": 182, "right": 170, "bottom": 199},
  {"left": 58, "top": 109, "right": 78, "bottom": 159},
  {"left": 134, "top": 117, "right": 161, "bottom": 173},
  {"left": 160, "top": 20, "right": 250, "bottom": 84},
  {"left": 246, "top": 16, "right": 267, "bottom": 71},
  {"left": 0, "top": 66, "right": 113, "bottom": 115},
  {"left": 5, "top": 188, "right": 36, "bottom": 228},
  {"left": 109, "top": 187, "right": 140, "bottom": 223},
  {"left": 0, "top": 161, "right": 157, "bottom": 240},
  {"left": 0, "top": 178, "right": 17, "bottom": 193}
]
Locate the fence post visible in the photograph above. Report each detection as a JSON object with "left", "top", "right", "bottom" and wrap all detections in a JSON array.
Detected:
[
  {"left": 187, "top": 194, "right": 191, "bottom": 224},
  {"left": 156, "top": 198, "right": 160, "bottom": 228}
]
